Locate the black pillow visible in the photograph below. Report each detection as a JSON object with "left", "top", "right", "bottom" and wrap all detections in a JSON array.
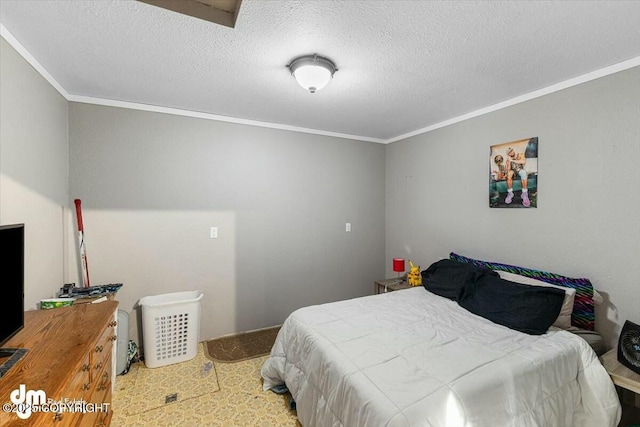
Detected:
[
  {"left": 421, "top": 259, "right": 498, "bottom": 301},
  {"left": 458, "top": 274, "right": 565, "bottom": 335}
]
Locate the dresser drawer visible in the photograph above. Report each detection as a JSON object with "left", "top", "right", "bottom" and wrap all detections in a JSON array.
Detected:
[
  {"left": 94, "top": 353, "right": 112, "bottom": 396},
  {"left": 78, "top": 387, "right": 112, "bottom": 427},
  {"left": 92, "top": 322, "right": 116, "bottom": 359},
  {"left": 67, "top": 354, "right": 92, "bottom": 400},
  {"left": 40, "top": 409, "right": 82, "bottom": 427}
]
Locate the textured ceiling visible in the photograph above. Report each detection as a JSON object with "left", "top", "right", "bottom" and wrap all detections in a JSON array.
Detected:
[{"left": 1, "top": 0, "right": 639, "bottom": 142}]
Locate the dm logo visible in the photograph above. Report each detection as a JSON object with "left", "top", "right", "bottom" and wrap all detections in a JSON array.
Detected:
[{"left": 10, "top": 384, "right": 46, "bottom": 419}]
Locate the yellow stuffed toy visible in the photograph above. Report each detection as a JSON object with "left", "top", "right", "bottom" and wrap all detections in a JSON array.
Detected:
[{"left": 407, "top": 260, "right": 422, "bottom": 286}]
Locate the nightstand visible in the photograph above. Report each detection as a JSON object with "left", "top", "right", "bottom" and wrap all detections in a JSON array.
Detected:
[
  {"left": 374, "top": 278, "right": 413, "bottom": 294},
  {"left": 600, "top": 349, "right": 640, "bottom": 414},
  {"left": 601, "top": 349, "right": 640, "bottom": 394}
]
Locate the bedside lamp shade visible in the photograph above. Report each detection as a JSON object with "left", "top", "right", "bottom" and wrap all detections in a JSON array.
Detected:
[{"left": 393, "top": 258, "right": 405, "bottom": 274}]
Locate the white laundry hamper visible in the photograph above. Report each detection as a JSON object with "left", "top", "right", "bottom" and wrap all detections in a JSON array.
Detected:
[{"left": 139, "top": 290, "right": 204, "bottom": 368}]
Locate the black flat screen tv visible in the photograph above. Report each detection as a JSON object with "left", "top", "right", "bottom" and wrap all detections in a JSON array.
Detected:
[{"left": 0, "top": 223, "right": 28, "bottom": 377}]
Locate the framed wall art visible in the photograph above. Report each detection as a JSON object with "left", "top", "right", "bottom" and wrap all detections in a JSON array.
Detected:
[{"left": 490, "top": 137, "right": 538, "bottom": 208}]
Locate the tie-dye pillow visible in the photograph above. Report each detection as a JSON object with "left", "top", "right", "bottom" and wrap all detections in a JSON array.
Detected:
[{"left": 449, "top": 252, "right": 595, "bottom": 331}]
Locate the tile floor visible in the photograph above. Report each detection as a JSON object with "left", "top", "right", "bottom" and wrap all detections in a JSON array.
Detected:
[{"left": 111, "top": 343, "right": 299, "bottom": 426}]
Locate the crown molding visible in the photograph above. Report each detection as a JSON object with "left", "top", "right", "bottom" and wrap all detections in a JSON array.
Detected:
[
  {"left": 3, "top": 24, "right": 638, "bottom": 145},
  {"left": 385, "top": 56, "right": 640, "bottom": 144}
]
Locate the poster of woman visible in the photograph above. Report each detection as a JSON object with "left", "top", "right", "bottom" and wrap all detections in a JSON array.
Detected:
[{"left": 490, "top": 137, "right": 538, "bottom": 208}]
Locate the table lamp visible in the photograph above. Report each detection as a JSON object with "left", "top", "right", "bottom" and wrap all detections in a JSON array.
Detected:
[{"left": 393, "top": 258, "right": 405, "bottom": 281}]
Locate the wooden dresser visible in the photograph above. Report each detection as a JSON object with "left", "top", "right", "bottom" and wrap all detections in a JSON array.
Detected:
[{"left": 0, "top": 301, "right": 118, "bottom": 427}]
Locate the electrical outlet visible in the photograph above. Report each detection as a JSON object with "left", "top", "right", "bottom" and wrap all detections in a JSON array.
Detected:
[
  {"left": 210, "top": 227, "right": 218, "bottom": 239},
  {"left": 345, "top": 222, "right": 351, "bottom": 232}
]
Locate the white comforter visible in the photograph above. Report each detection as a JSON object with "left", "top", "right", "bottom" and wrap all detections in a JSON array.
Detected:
[{"left": 261, "top": 287, "right": 621, "bottom": 427}]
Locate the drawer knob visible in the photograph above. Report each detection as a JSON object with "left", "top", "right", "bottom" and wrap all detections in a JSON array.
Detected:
[
  {"left": 53, "top": 412, "right": 63, "bottom": 421},
  {"left": 110, "top": 335, "right": 117, "bottom": 341},
  {"left": 82, "top": 363, "right": 90, "bottom": 372},
  {"left": 82, "top": 383, "right": 90, "bottom": 391},
  {"left": 94, "top": 362, "right": 103, "bottom": 370},
  {"left": 95, "top": 345, "right": 103, "bottom": 352},
  {"left": 109, "top": 321, "right": 118, "bottom": 327}
]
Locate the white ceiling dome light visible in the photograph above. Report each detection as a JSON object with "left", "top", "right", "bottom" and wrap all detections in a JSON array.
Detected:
[{"left": 287, "top": 54, "right": 338, "bottom": 93}]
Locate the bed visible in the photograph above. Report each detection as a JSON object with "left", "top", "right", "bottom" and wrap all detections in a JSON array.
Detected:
[{"left": 261, "top": 256, "right": 622, "bottom": 427}]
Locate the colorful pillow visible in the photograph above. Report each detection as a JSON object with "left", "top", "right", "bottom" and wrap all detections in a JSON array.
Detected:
[
  {"left": 497, "top": 271, "right": 575, "bottom": 330},
  {"left": 449, "top": 252, "right": 595, "bottom": 331}
]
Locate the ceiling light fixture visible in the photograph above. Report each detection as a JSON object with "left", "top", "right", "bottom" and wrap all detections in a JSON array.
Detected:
[{"left": 287, "top": 54, "right": 337, "bottom": 93}]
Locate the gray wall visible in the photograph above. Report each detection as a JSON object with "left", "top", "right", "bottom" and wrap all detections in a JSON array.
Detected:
[
  {"left": 386, "top": 66, "right": 640, "bottom": 348},
  {"left": 68, "top": 103, "right": 386, "bottom": 343},
  {"left": 0, "top": 38, "right": 69, "bottom": 311}
]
